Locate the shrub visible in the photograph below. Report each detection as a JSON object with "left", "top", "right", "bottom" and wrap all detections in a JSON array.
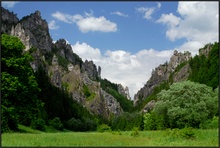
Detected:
[
  {"left": 199, "top": 116, "right": 219, "bottom": 129},
  {"left": 131, "top": 127, "right": 139, "bottom": 137},
  {"left": 179, "top": 127, "right": 196, "bottom": 139},
  {"left": 49, "top": 117, "right": 64, "bottom": 131},
  {"left": 65, "top": 118, "right": 82, "bottom": 131},
  {"left": 97, "top": 124, "right": 112, "bottom": 132},
  {"left": 31, "top": 118, "right": 45, "bottom": 131}
]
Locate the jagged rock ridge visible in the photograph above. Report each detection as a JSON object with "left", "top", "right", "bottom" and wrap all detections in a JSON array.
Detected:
[
  {"left": 1, "top": 7, "right": 125, "bottom": 119},
  {"left": 134, "top": 50, "right": 192, "bottom": 106}
]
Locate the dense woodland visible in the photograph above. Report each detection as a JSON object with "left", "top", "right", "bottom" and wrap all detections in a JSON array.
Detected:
[{"left": 1, "top": 34, "right": 219, "bottom": 133}]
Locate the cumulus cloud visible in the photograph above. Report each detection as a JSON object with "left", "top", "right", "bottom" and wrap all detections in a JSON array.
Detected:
[
  {"left": 2, "top": 1, "right": 19, "bottom": 8},
  {"left": 157, "top": 2, "right": 218, "bottom": 55},
  {"left": 52, "top": 11, "right": 117, "bottom": 33},
  {"left": 72, "top": 42, "right": 173, "bottom": 99},
  {"left": 48, "top": 20, "right": 59, "bottom": 30},
  {"left": 111, "top": 11, "right": 128, "bottom": 17}
]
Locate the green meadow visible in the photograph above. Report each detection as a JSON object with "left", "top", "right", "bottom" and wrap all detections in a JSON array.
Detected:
[{"left": 2, "top": 125, "right": 218, "bottom": 147}]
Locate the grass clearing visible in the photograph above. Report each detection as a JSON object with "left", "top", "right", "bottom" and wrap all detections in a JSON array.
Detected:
[{"left": 2, "top": 128, "right": 218, "bottom": 146}]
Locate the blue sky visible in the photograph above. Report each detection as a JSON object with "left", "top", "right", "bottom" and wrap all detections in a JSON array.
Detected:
[{"left": 2, "top": 1, "right": 218, "bottom": 98}]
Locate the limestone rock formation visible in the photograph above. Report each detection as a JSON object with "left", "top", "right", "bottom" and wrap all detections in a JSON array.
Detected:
[
  {"left": 1, "top": 7, "right": 125, "bottom": 119},
  {"left": 134, "top": 50, "right": 192, "bottom": 106},
  {"left": 81, "top": 60, "right": 100, "bottom": 80},
  {"left": 1, "top": 7, "right": 19, "bottom": 34},
  {"left": 142, "top": 100, "right": 156, "bottom": 113},
  {"left": 117, "top": 84, "right": 131, "bottom": 100}
]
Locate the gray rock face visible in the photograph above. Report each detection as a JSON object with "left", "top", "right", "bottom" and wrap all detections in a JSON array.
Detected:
[
  {"left": 199, "top": 43, "right": 212, "bottom": 58},
  {"left": 101, "top": 89, "right": 123, "bottom": 116},
  {"left": 1, "top": 7, "right": 19, "bottom": 34},
  {"left": 19, "top": 10, "right": 52, "bottom": 53},
  {"left": 173, "top": 63, "right": 191, "bottom": 83},
  {"left": 117, "top": 84, "right": 131, "bottom": 100},
  {"left": 142, "top": 100, "right": 156, "bottom": 113},
  {"left": 81, "top": 60, "right": 100, "bottom": 80},
  {"left": 53, "top": 39, "right": 83, "bottom": 66},
  {"left": 134, "top": 50, "right": 192, "bottom": 106}
]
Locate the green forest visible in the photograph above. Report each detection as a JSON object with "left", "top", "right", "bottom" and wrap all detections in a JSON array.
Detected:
[{"left": 1, "top": 34, "right": 219, "bottom": 134}]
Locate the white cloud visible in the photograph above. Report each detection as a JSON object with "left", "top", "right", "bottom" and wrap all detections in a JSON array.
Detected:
[
  {"left": 157, "top": 2, "right": 161, "bottom": 8},
  {"left": 157, "top": 2, "right": 218, "bottom": 55},
  {"left": 2, "top": 1, "right": 18, "bottom": 8},
  {"left": 136, "top": 2, "right": 161, "bottom": 20},
  {"left": 111, "top": 11, "right": 128, "bottom": 17},
  {"left": 136, "top": 7, "right": 155, "bottom": 20},
  {"left": 72, "top": 42, "right": 173, "bottom": 99},
  {"left": 156, "top": 13, "right": 180, "bottom": 28},
  {"left": 52, "top": 11, "right": 117, "bottom": 33},
  {"left": 76, "top": 16, "right": 117, "bottom": 33},
  {"left": 48, "top": 20, "right": 59, "bottom": 30}
]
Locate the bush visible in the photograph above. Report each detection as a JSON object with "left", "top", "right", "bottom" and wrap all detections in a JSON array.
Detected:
[
  {"left": 131, "top": 127, "right": 139, "bottom": 137},
  {"left": 153, "top": 81, "right": 218, "bottom": 129},
  {"left": 82, "top": 118, "right": 97, "bottom": 131},
  {"left": 179, "top": 127, "right": 195, "bottom": 139},
  {"left": 64, "top": 118, "right": 82, "bottom": 131},
  {"left": 97, "top": 124, "right": 112, "bottom": 132},
  {"left": 49, "top": 117, "right": 64, "bottom": 131},
  {"left": 199, "top": 116, "right": 219, "bottom": 129},
  {"left": 31, "top": 118, "right": 45, "bottom": 131}
]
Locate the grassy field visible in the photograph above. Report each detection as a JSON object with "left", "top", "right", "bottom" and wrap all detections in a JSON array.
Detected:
[{"left": 1, "top": 125, "right": 218, "bottom": 146}]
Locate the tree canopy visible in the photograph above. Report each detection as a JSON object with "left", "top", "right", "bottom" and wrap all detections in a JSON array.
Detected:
[{"left": 144, "top": 81, "right": 218, "bottom": 130}]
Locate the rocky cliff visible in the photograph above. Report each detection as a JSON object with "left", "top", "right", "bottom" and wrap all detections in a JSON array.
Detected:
[
  {"left": 117, "top": 84, "right": 131, "bottom": 100},
  {"left": 1, "top": 7, "right": 124, "bottom": 119},
  {"left": 134, "top": 50, "right": 192, "bottom": 106}
]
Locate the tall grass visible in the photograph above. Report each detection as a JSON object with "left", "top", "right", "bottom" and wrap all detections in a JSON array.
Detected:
[{"left": 2, "top": 127, "right": 218, "bottom": 146}]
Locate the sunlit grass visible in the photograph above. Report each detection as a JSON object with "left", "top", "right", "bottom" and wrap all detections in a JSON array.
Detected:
[{"left": 2, "top": 127, "right": 218, "bottom": 146}]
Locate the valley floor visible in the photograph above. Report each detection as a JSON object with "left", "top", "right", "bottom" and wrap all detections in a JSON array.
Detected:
[{"left": 2, "top": 129, "right": 218, "bottom": 146}]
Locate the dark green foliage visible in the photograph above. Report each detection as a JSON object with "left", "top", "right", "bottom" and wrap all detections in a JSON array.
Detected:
[
  {"left": 31, "top": 118, "right": 45, "bottom": 131},
  {"left": 44, "top": 52, "right": 53, "bottom": 65},
  {"left": 97, "top": 124, "right": 112, "bottom": 132},
  {"left": 151, "top": 81, "right": 218, "bottom": 129},
  {"left": 1, "top": 34, "right": 44, "bottom": 132},
  {"left": 64, "top": 118, "right": 82, "bottom": 131},
  {"left": 111, "top": 112, "right": 142, "bottom": 131},
  {"left": 179, "top": 127, "right": 196, "bottom": 139},
  {"left": 100, "top": 78, "right": 118, "bottom": 91},
  {"left": 107, "top": 89, "right": 133, "bottom": 112},
  {"left": 100, "top": 78, "right": 133, "bottom": 112},
  {"left": 49, "top": 117, "right": 64, "bottom": 131},
  {"left": 83, "top": 84, "right": 96, "bottom": 100},
  {"left": 199, "top": 116, "right": 219, "bottom": 129},
  {"left": 57, "top": 55, "right": 69, "bottom": 71},
  {"left": 189, "top": 42, "right": 219, "bottom": 89},
  {"left": 83, "top": 84, "right": 91, "bottom": 98},
  {"left": 82, "top": 118, "right": 97, "bottom": 131}
]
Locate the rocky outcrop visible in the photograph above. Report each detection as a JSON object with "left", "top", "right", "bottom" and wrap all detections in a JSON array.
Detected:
[
  {"left": 1, "top": 7, "right": 19, "bottom": 34},
  {"left": 2, "top": 7, "right": 124, "bottom": 120},
  {"left": 117, "top": 84, "right": 131, "bottom": 100},
  {"left": 142, "top": 100, "right": 156, "bottom": 113},
  {"left": 134, "top": 50, "right": 192, "bottom": 106},
  {"left": 81, "top": 60, "right": 100, "bottom": 80},
  {"left": 199, "top": 43, "right": 212, "bottom": 58},
  {"left": 52, "top": 39, "right": 83, "bottom": 66},
  {"left": 18, "top": 10, "right": 52, "bottom": 53}
]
